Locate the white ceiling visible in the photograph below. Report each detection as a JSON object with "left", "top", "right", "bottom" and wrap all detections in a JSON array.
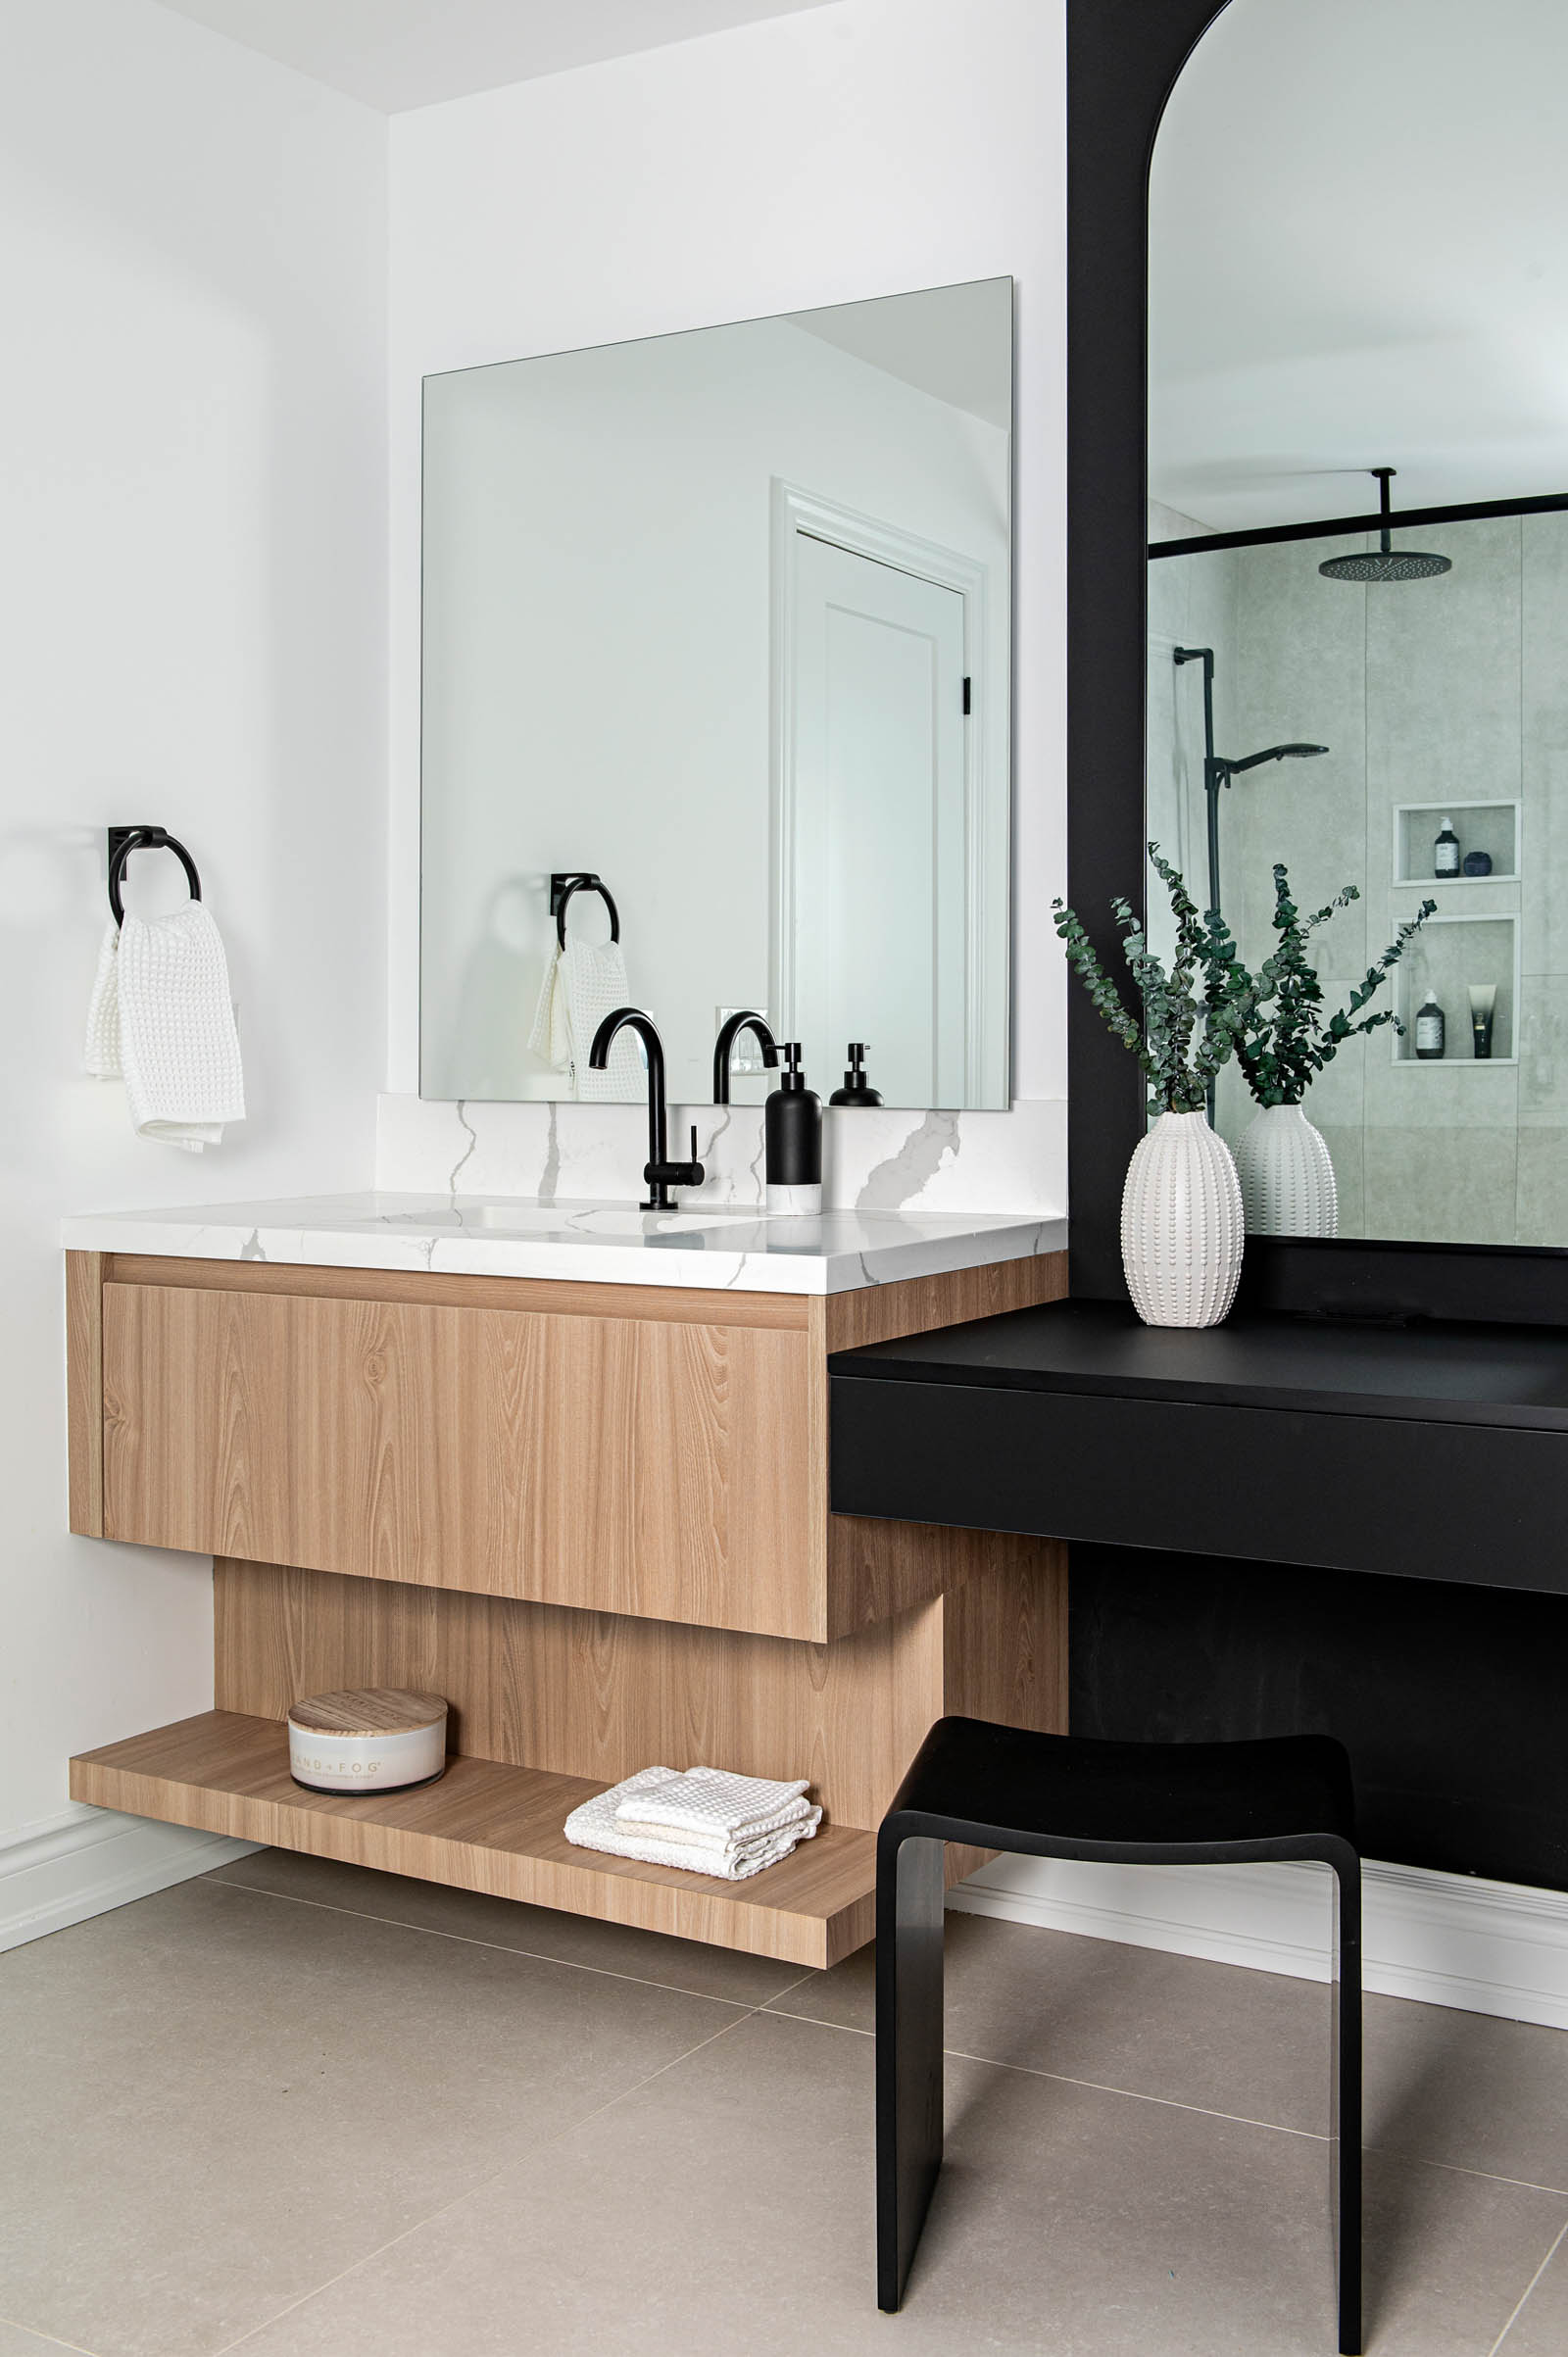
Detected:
[
  {"left": 1151, "top": 0, "right": 1568, "bottom": 532},
  {"left": 790, "top": 279, "right": 1013, "bottom": 429},
  {"left": 153, "top": 0, "right": 841, "bottom": 114}
]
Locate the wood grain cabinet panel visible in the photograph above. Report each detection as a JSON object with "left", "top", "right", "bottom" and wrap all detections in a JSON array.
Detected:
[
  {"left": 69, "top": 1245, "right": 1071, "bottom": 1961},
  {"left": 103, "top": 1281, "right": 815, "bottom": 1637}
]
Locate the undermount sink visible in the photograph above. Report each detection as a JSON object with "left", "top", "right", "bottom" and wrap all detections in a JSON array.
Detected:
[{"left": 467, "top": 1201, "right": 763, "bottom": 1237}]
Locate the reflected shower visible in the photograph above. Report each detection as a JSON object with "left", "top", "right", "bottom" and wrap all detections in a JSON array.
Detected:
[
  {"left": 1172, "top": 646, "right": 1329, "bottom": 919},
  {"left": 1319, "top": 467, "right": 1452, "bottom": 582}
]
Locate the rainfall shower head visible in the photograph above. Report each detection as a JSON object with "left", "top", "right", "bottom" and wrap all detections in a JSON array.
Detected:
[{"left": 1319, "top": 468, "right": 1451, "bottom": 581}]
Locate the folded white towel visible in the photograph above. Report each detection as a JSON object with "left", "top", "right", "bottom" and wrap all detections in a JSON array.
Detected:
[
  {"left": 565, "top": 1768, "right": 820, "bottom": 1882},
  {"left": 527, "top": 937, "right": 642, "bottom": 1102},
  {"left": 615, "top": 1765, "right": 813, "bottom": 1841},
  {"left": 84, "top": 907, "right": 245, "bottom": 1153},
  {"left": 613, "top": 1795, "right": 817, "bottom": 1858}
]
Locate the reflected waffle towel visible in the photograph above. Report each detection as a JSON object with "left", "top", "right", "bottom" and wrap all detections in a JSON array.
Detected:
[
  {"left": 83, "top": 907, "right": 245, "bottom": 1152},
  {"left": 564, "top": 1767, "right": 821, "bottom": 1882},
  {"left": 527, "top": 937, "right": 642, "bottom": 1102}
]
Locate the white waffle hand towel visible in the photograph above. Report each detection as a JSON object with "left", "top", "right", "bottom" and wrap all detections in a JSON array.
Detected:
[
  {"left": 615, "top": 1765, "right": 817, "bottom": 1846},
  {"left": 527, "top": 937, "right": 642, "bottom": 1102},
  {"left": 612, "top": 1795, "right": 816, "bottom": 1858},
  {"left": 565, "top": 1768, "right": 820, "bottom": 1882},
  {"left": 83, "top": 907, "right": 245, "bottom": 1152}
]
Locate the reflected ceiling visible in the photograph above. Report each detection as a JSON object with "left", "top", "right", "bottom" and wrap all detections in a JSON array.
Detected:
[{"left": 1151, "top": 0, "right": 1568, "bottom": 531}]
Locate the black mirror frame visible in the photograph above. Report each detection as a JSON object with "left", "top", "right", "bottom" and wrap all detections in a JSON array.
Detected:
[{"left": 1064, "top": 0, "right": 1568, "bottom": 1326}]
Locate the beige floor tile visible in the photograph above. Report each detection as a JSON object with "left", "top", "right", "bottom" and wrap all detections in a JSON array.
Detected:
[
  {"left": 0, "top": 2323, "right": 97, "bottom": 2356},
  {"left": 1493, "top": 2221, "right": 1568, "bottom": 2353},
  {"left": 765, "top": 1913, "right": 1330, "bottom": 2132},
  {"left": 0, "top": 1877, "right": 744, "bottom": 2357},
  {"left": 1364, "top": 1993, "right": 1568, "bottom": 2193},
  {"left": 225, "top": 2007, "right": 1560, "bottom": 2357},
  {"left": 206, "top": 1848, "right": 809, "bottom": 2007}
]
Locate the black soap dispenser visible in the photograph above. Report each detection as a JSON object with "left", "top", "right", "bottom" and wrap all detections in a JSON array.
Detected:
[
  {"left": 829, "top": 1043, "right": 883, "bottom": 1107},
  {"left": 765, "top": 1042, "right": 822, "bottom": 1215}
]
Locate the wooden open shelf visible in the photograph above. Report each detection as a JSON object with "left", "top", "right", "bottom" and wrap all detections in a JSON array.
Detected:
[{"left": 71, "top": 1711, "right": 877, "bottom": 1969}]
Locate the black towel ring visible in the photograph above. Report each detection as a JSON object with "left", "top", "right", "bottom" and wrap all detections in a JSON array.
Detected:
[
  {"left": 551, "top": 871, "right": 620, "bottom": 952},
  {"left": 108, "top": 826, "right": 202, "bottom": 928}
]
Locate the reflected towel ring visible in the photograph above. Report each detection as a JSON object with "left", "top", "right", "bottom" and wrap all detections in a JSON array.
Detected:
[
  {"left": 551, "top": 871, "right": 620, "bottom": 951},
  {"left": 108, "top": 826, "right": 202, "bottom": 929}
]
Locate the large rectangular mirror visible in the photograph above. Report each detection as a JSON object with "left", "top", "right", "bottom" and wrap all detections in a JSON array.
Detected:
[
  {"left": 420, "top": 279, "right": 1013, "bottom": 1109},
  {"left": 1147, "top": 0, "right": 1568, "bottom": 1249}
]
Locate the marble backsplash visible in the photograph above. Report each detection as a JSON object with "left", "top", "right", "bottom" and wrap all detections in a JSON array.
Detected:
[{"left": 376, "top": 1094, "right": 1068, "bottom": 1219}]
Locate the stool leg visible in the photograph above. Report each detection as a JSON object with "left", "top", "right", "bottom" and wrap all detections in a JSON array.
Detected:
[
  {"left": 876, "top": 1830, "right": 946, "bottom": 2310},
  {"left": 1331, "top": 1860, "right": 1363, "bottom": 2356}
]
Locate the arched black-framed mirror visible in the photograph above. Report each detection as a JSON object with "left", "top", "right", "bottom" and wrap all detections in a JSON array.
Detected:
[{"left": 1067, "top": 0, "right": 1568, "bottom": 1322}]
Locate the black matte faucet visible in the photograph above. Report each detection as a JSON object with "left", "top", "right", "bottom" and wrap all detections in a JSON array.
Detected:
[
  {"left": 588, "top": 1007, "right": 705, "bottom": 1211},
  {"left": 711, "top": 1009, "right": 778, "bottom": 1104}
]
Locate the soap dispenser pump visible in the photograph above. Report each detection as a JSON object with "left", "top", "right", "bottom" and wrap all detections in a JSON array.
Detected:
[
  {"left": 829, "top": 1043, "right": 883, "bottom": 1107},
  {"left": 765, "top": 1042, "right": 822, "bottom": 1215}
]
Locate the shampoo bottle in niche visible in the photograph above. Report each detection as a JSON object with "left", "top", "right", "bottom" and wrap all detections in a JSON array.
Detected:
[
  {"left": 1434, "top": 816, "right": 1461, "bottom": 877},
  {"left": 1415, "top": 995, "right": 1446, "bottom": 1059},
  {"left": 765, "top": 1042, "right": 822, "bottom": 1214}
]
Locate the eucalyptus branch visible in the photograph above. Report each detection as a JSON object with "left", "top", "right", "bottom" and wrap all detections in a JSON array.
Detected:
[
  {"left": 1053, "top": 846, "right": 1258, "bottom": 1117},
  {"left": 1231, "top": 865, "right": 1436, "bottom": 1107}
]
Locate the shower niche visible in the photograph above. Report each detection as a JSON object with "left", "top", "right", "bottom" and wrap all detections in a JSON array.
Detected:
[
  {"left": 1393, "top": 802, "right": 1519, "bottom": 889},
  {"left": 1391, "top": 912, "right": 1520, "bottom": 1067}
]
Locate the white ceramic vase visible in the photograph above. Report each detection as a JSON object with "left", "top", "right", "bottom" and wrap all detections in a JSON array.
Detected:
[
  {"left": 1235, "top": 1104, "right": 1338, "bottom": 1238},
  {"left": 1120, "top": 1108, "right": 1245, "bottom": 1329}
]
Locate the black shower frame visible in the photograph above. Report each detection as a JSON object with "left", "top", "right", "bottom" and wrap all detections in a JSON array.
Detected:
[{"left": 1066, "top": 0, "right": 1568, "bottom": 1323}]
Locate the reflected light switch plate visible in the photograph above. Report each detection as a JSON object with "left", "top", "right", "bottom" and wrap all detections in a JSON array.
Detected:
[{"left": 716, "top": 1005, "right": 768, "bottom": 1073}]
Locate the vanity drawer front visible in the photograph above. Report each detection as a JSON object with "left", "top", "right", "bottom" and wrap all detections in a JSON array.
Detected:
[
  {"left": 830, "top": 1370, "right": 1568, "bottom": 1596},
  {"left": 101, "top": 1279, "right": 817, "bottom": 1638}
]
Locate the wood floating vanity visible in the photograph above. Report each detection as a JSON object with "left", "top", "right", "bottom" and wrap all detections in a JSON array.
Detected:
[{"left": 65, "top": 1196, "right": 1067, "bottom": 1966}]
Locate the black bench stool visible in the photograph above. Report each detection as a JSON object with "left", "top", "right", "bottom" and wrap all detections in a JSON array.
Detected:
[{"left": 876, "top": 1715, "right": 1362, "bottom": 2355}]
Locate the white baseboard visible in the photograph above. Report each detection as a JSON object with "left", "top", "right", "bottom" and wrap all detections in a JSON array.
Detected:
[
  {"left": 0, "top": 1804, "right": 259, "bottom": 1954},
  {"left": 949, "top": 1852, "right": 1568, "bottom": 2031}
]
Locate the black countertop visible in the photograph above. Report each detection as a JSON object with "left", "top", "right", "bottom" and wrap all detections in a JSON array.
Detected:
[{"left": 828, "top": 1298, "right": 1568, "bottom": 1433}]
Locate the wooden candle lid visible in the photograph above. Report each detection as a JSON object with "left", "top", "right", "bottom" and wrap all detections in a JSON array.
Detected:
[{"left": 287, "top": 1689, "right": 446, "bottom": 1739}]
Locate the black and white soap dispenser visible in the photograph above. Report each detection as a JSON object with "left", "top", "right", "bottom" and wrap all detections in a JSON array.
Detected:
[
  {"left": 765, "top": 1042, "right": 822, "bottom": 1214},
  {"left": 829, "top": 1043, "right": 883, "bottom": 1106}
]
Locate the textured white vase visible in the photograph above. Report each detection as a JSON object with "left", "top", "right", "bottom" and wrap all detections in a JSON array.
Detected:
[
  {"left": 1235, "top": 1104, "right": 1338, "bottom": 1238},
  {"left": 1121, "top": 1109, "right": 1245, "bottom": 1328}
]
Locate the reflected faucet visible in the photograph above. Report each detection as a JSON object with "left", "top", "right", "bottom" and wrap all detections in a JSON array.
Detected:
[
  {"left": 712, "top": 1009, "right": 778, "bottom": 1104},
  {"left": 588, "top": 1007, "right": 705, "bottom": 1211}
]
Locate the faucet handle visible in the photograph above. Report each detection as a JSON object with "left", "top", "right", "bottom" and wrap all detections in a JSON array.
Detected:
[{"left": 690, "top": 1124, "right": 699, "bottom": 1164}]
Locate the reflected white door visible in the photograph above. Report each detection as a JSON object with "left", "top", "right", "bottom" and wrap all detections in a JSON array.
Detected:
[{"left": 789, "top": 533, "right": 967, "bottom": 1106}]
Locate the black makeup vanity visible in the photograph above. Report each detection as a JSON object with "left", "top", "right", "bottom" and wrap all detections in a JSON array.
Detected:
[{"left": 828, "top": 0, "right": 1568, "bottom": 1900}]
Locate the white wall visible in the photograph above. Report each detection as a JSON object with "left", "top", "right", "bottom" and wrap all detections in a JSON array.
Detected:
[
  {"left": 388, "top": 0, "right": 1067, "bottom": 1125},
  {"left": 0, "top": 0, "right": 385, "bottom": 1857}
]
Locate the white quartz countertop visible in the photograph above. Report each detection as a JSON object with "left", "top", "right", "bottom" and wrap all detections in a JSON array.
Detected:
[{"left": 62, "top": 1192, "right": 1067, "bottom": 1296}]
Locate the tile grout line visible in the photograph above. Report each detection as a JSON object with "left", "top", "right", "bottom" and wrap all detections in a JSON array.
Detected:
[
  {"left": 1488, "top": 2211, "right": 1568, "bottom": 2357},
  {"left": 202, "top": 1870, "right": 775, "bottom": 2012},
  {"left": 1488, "top": 2212, "right": 1568, "bottom": 2355},
  {"left": 760, "top": 2003, "right": 1568, "bottom": 2198},
  {"left": 206, "top": 2004, "right": 768, "bottom": 2356}
]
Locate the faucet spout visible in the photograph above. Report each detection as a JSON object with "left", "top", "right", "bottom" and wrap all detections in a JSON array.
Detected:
[{"left": 588, "top": 1007, "right": 705, "bottom": 1211}]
